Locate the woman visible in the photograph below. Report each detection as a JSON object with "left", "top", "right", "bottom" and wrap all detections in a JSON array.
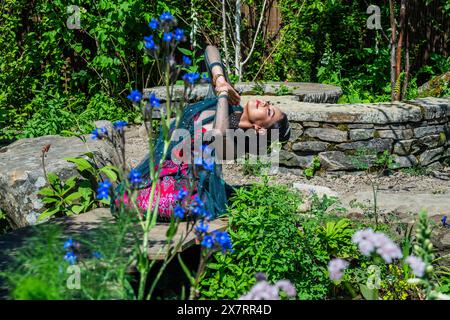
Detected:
[{"left": 126, "top": 45, "right": 290, "bottom": 220}]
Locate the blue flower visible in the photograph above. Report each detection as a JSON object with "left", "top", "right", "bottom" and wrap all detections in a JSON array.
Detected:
[
  {"left": 176, "top": 189, "right": 188, "bottom": 200},
  {"left": 128, "top": 169, "right": 142, "bottom": 186},
  {"left": 182, "top": 55, "right": 191, "bottom": 66},
  {"left": 195, "top": 221, "right": 209, "bottom": 234},
  {"left": 160, "top": 12, "right": 174, "bottom": 22},
  {"left": 127, "top": 89, "right": 142, "bottom": 102},
  {"left": 182, "top": 72, "right": 200, "bottom": 85},
  {"left": 442, "top": 216, "right": 448, "bottom": 227},
  {"left": 174, "top": 28, "right": 185, "bottom": 41},
  {"left": 144, "top": 38, "right": 156, "bottom": 50},
  {"left": 148, "top": 18, "right": 159, "bottom": 30},
  {"left": 149, "top": 93, "right": 161, "bottom": 108},
  {"left": 91, "top": 127, "right": 108, "bottom": 140},
  {"left": 203, "top": 158, "right": 215, "bottom": 172},
  {"left": 98, "top": 180, "right": 112, "bottom": 190},
  {"left": 174, "top": 205, "right": 185, "bottom": 219},
  {"left": 96, "top": 187, "right": 109, "bottom": 200},
  {"left": 194, "top": 156, "right": 203, "bottom": 166},
  {"left": 92, "top": 251, "right": 103, "bottom": 259},
  {"left": 113, "top": 120, "right": 128, "bottom": 132},
  {"left": 194, "top": 195, "right": 204, "bottom": 208},
  {"left": 162, "top": 32, "right": 173, "bottom": 42},
  {"left": 201, "top": 235, "right": 215, "bottom": 249},
  {"left": 63, "top": 238, "right": 74, "bottom": 250},
  {"left": 214, "top": 231, "right": 233, "bottom": 252},
  {"left": 201, "top": 72, "right": 211, "bottom": 83},
  {"left": 64, "top": 252, "right": 77, "bottom": 265}
]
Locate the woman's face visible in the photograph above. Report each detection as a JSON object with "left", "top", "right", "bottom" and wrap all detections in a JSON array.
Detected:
[{"left": 244, "top": 99, "right": 284, "bottom": 129}]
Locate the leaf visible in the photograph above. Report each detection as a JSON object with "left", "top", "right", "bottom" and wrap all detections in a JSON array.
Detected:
[
  {"left": 38, "top": 187, "right": 56, "bottom": 196},
  {"left": 65, "top": 191, "right": 83, "bottom": 203},
  {"left": 359, "top": 284, "right": 379, "bottom": 300},
  {"left": 65, "top": 157, "right": 95, "bottom": 175},
  {"left": 37, "top": 208, "right": 60, "bottom": 221},
  {"left": 71, "top": 205, "right": 84, "bottom": 215},
  {"left": 165, "top": 218, "right": 179, "bottom": 239},
  {"left": 47, "top": 172, "right": 60, "bottom": 186},
  {"left": 99, "top": 165, "right": 119, "bottom": 182},
  {"left": 178, "top": 48, "right": 192, "bottom": 56},
  {"left": 178, "top": 254, "right": 195, "bottom": 285}
]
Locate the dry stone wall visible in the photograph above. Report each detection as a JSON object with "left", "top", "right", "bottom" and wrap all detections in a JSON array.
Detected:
[{"left": 274, "top": 97, "right": 450, "bottom": 172}]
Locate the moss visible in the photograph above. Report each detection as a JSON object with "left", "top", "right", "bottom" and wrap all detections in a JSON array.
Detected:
[
  {"left": 439, "top": 131, "right": 447, "bottom": 145},
  {"left": 373, "top": 130, "right": 381, "bottom": 138},
  {"left": 336, "top": 124, "right": 349, "bottom": 131},
  {"left": 297, "top": 135, "right": 318, "bottom": 142}
]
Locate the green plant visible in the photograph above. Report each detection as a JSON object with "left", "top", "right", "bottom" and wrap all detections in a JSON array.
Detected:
[
  {"left": 274, "top": 83, "right": 292, "bottom": 96},
  {"left": 38, "top": 151, "right": 119, "bottom": 221},
  {"left": 241, "top": 154, "right": 271, "bottom": 176},
  {"left": 303, "top": 155, "right": 321, "bottom": 179},
  {"left": 251, "top": 81, "right": 266, "bottom": 95}
]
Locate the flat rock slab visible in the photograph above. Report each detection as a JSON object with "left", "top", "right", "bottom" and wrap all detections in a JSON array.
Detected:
[
  {"left": 144, "top": 81, "right": 343, "bottom": 104},
  {"left": 0, "top": 135, "right": 117, "bottom": 228}
]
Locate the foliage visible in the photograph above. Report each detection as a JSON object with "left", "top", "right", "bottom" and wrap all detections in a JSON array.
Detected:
[
  {"left": 38, "top": 154, "right": 118, "bottom": 221},
  {"left": 303, "top": 155, "right": 321, "bottom": 179},
  {"left": 199, "top": 178, "right": 360, "bottom": 300},
  {"left": 0, "top": 213, "right": 136, "bottom": 300}
]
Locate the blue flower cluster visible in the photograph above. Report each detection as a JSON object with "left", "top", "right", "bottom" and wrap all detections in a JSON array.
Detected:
[
  {"left": 97, "top": 180, "right": 111, "bottom": 200},
  {"left": 128, "top": 168, "right": 142, "bottom": 186},
  {"left": 63, "top": 238, "right": 77, "bottom": 265},
  {"left": 442, "top": 216, "right": 449, "bottom": 228},
  {"left": 201, "top": 231, "right": 233, "bottom": 253},
  {"left": 91, "top": 127, "right": 108, "bottom": 140},
  {"left": 183, "top": 72, "right": 200, "bottom": 85},
  {"left": 194, "top": 144, "right": 215, "bottom": 172},
  {"left": 127, "top": 89, "right": 143, "bottom": 102},
  {"left": 113, "top": 120, "right": 128, "bottom": 133},
  {"left": 149, "top": 93, "right": 161, "bottom": 108}
]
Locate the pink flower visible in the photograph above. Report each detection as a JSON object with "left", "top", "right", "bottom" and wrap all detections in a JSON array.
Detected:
[
  {"left": 239, "top": 275, "right": 296, "bottom": 300},
  {"left": 405, "top": 255, "right": 426, "bottom": 277},
  {"left": 328, "top": 258, "right": 349, "bottom": 281},
  {"left": 275, "top": 280, "right": 296, "bottom": 297},
  {"left": 352, "top": 228, "right": 402, "bottom": 263}
]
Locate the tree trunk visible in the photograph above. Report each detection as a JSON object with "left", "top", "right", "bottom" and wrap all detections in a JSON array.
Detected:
[
  {"left": 222, "top": 0, "right": 230, "bottom": 74},
  {"left": 389, "top": 0, "right": 397, "bottom": 101},
  {"left": 395, "top": 0, "right": 406, "bottom": 101},
  {"left": 235, "top": 0, "right": 242, "bottom": 80}
]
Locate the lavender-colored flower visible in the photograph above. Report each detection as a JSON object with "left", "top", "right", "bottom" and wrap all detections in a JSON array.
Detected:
[
  {"left": 182, "top": 55, "right": 191, "bottom": 66},
  {"left": 159, "top": 12, "right": 174, "bottom": 22},
  {"left": 113, "top": 120, "right": 128, "bottom": 132},
  {"left": 64, "top": 252, "right": 77, "bottom": 265},
  {"left": 127, "top": 89, "right": 142, "bottom": 102},
  {"left": 405, "top": 255, "right": 426, "bottom": 278},
  {"left": 128, "top": 169, "right": 142, "bottom": 186},
  {"left": 174, "top": 28, "right": 185, "bottom": 41},
  {"left": 328, "top": 258, "right": 349, "bottom": 281},
  {"left": 201, "top": 235, "right": 215, "bottom": 249},
  {"left": 149, "top": 93, "right": 160, "bottom": 108},
  {"left": 91, "top": 127, "right": 108, "bottom": 140},
  {"left": 275, "top": 280, "right": 297, "bottom": 297},
  {"left": 162, "top": 32, "right": 173, "bottom": 42},
  {"left": 148, "top": 18, "right": 158, "bottom": 30},
  {"left": 174, "top": 205, "right": 185, "bottom": 219},
  {"left": 352, "top": 228, "right": 403, "bottom": 263}
]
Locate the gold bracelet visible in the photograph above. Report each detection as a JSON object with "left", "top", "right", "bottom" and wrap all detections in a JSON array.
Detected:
[
  {"left": 213, "top": 73, "right": 225, "bottom": 87},
  {"left": 216, "top": 89, "right": 228, "bottom": 96}
]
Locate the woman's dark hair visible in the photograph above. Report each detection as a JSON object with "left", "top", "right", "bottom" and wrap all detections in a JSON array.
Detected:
[{"left": 267, "top": 112, "right": 290, "bottom": 143}]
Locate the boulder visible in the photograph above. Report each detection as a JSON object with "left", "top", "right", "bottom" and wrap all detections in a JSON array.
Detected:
[{"left": 0, "top": 135, "right": 117, "bottom": 228}]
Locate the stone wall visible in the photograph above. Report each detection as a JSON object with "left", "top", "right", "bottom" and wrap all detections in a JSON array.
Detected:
[{"left": 240, "top": 96, "right": 450, "bottom": 172}]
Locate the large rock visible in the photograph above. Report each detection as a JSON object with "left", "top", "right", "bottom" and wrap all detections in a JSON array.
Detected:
[
  {"left": 319, "top": 151, "right": 377, "bottom": 171},
  {"left": 0, "top": 135, "right": 117, "bottom": 228},
  {"left": 336, "top": 138, "right": 393, "bottom": 153},
  {"left": 304, "top": 128, "right": 348, "bottom": 143}
]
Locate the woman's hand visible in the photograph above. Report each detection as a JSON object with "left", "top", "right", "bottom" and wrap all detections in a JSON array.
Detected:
[{"left": 215, "top": 77, "right": 241, "bottom": 106}]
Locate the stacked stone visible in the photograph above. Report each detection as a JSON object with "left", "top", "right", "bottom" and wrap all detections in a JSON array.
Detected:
[{"left": 280, "top": 97, "right": 450, "bottom": 171}]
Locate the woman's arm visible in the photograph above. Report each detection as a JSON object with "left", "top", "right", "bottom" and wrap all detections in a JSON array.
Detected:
[{"left": 204, "top": 45, "right": 239, "bottom": 162}]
